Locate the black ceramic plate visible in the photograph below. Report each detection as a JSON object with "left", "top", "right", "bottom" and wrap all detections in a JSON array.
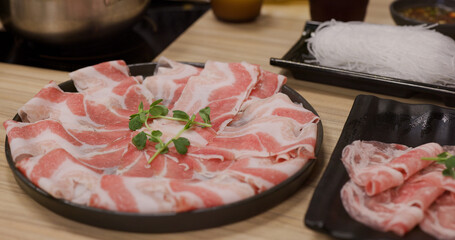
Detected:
[
  {"left": 5, "top": 62, "right": 323, "bottom": 233},
  {"left": 270, "top": 21, "right": 455, "bottom": 107},
  {"left": 305, "top": 94, "right": 455, "bottom": 240}
]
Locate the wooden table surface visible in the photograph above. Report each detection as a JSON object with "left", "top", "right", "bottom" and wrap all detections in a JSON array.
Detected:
[{"left": 0, "top": 0, "right": 448, "bottom": 239}]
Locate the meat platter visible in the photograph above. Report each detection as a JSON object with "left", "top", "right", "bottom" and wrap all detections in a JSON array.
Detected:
[
  {"left": 4, "top": 61, "right": 322, "bottom": 232},
  {"left": 305, "top": 94, "right": 455, "bottom": 240}
]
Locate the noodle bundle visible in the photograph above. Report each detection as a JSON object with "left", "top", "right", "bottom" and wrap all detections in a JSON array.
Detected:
[{"left": 307, "top": 21, "right": 455, "bottom": 86}]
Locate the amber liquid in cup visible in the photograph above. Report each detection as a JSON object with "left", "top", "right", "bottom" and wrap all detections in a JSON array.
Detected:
[
  {"left": 211, "top": 0, "right": 263, "bottom": 22},
  {"left": 310, "top": 0, "right": 369, "bottom": 21}
]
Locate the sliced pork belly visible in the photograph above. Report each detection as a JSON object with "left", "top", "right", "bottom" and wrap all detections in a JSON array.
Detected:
[
  {"left": 143, "top": 57, "right": 202, "bottom": 109},
  {"left": 89, "top": 175, "right": 176, "bottom": 213},
  {"left": 69, "top": 60, "right": 154, "bottom": 114},
  {"left": 172, "top": 60, "right": 260, "bottom": 132},
  {"left": 148, "top": 119, "right": 217, "bottom": 147},
  {"left": 420, "top": 192, "right": 455, "bottom": 240},
  {"left": 230, "top": 93, "right": 319, "bottom": 127},
  {"left": 116, "top": 141, "right": 235, "bottom": 179},
  {"left": 224, "top": 152, "right": 310, "bottom": 192},
  {"left": 16, "top": 148, "right": 101, "bottom": 205},
  {"left": 18, "top": 81, "right": 86, "bottom": 123},
  {"left": 17, "top": 81, "right": 132, "bottom": 139},
  {"left": 188, "top": 92, "right": 319, "bottom": 161},
  {"left": 341, "top": 141, "right": 443, "bottom": 196},
  {"left": 69, "top": 60, "right": 138, "bottom": 95},
  {"left": 4, "top": 119, "right": 85, "bottom": 161},
  {"left": 116, "top": 145, "right": 195, "bottom": 179},
  {"left": 341, "top": 164, "right": 448, "bottom": 236},
  {"left": 89, "top": 174, "right": 255, "bottom": 213},
  {"left": 169, "top": 174, "right": 256, "bottom": 211},
  {"left": 247, "top": 68, "right": 287, "bottom": 100},
  {"left": 190, "top": 117, "right": 317, "bottom": 161},
  {"left": 4, "top": 119, "right": 131, "bottom": 170}
]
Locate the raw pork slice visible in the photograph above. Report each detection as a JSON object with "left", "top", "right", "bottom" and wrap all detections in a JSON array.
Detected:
[
  {"left": 341, "top": 164, "right": 447, "bottom": 236},
  {"left": 89, "top": 174, "right": 256, "bottom": 213},
  {"left": 247, "top": 67, "right": 287, "bottom": 100},
  {"left": 143, "top": 57, "right": 202, "bottom": 109},
  {"left": 70, "top": 60, "right": 140, "bottom": 95},
  {"left": 188, "top": 93, "right": 319, "bottom": 161},
  {"left": 190, "top": 117, "right": 317, "bottom": 161},
  {"left": 147, "top": 118, "right": 217, "bottom": 147},
  {"left": 420, "top": 192, "right": 455, "bottom": 240},
  {"left": 116, "top": 145, "right": 195, "bottom": 179},
  {"left": 224, "top": 153, "right": 310, "bottom": 193},
  {"left": 172, "top": 60, "right": 260, "bottom": 132},
  {"left": 69, "top": 60, "right": 154, "bottom": 114},
  {"left": 341, "top": 141, "right": 443, "bottom": 196},
  {"left": 17, "top": 80, "right": 141, "bottom": 141},
  {"left": 4, "top": 119, "right": 132, "bottom": 170},
  {"left": 17, "top": 148, "right": 101, "bottom": 205},
  {"left": 230, "top": 93, "right": 319, "bottom": 127},
  {"left": 17, "top": 81, "right": 129, "bottom": 129}
]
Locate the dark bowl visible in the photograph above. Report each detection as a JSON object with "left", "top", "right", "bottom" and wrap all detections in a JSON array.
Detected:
[{"left": 390, "top": 0, "right": 455, "bottom": 40}]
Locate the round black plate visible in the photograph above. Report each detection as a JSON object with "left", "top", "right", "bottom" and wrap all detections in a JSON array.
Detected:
[{"left": 5, "top": 62, "right": 323, "bottom": 233}]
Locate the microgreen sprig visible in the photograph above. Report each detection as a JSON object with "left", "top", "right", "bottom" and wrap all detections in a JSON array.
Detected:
[
  {"left": 129, "top": 99, "right": 211, "bottom": 130},
  {"left": 129, "top": 100, "right": 212, "bottom": 164},
  {"left": 422, "top": 152, "right": 455, "bottom": 179}
]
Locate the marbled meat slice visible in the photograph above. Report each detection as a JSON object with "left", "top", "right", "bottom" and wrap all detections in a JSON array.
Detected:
[
  {"left": 118, "top": 117, "right": 317, "bottom": 179},
  {"left": 341, "top": 141, "right": 443, "bottom": 196},
  {"left": 420, "top": 192, "right": 455, "bottom": 240},
  {"left": 16, "top": 148, "right": 101, "bottom": 205},
  {"left": 189, "top": 93, "right": 319, "bottom": 161},
  {"left": 190, "top": 117, "right": 317, "bottom": 161},
  {"left": 89, "top": 174, "right": 255, "bottom": 213},
  {"left": 247, "top": 67, "right": 287, "bottom": 100},
  {"left": 172, "top": 60, "right": 260, "bottom": 132},
  {"left": 4, "top": 119, "right": 131, "bottom": 170},
  {"left": 148, "top": 118, "right": 217, "bottom": 147},
  {"left": 230, "top": 93, "right": 319, "bottom": 127},
  {"left": 224, "top": 153, "right": 310, "bottom": 193},
  {"left": 116, "top": 145, "right": 195, "bottom": 179},
  {"left": 143, "top": 57, "right": 202, "bottom": 109},
  {"left": 18, "top": 81, "right": 129, "bottom": 128},
  {"left": 69, "top": 60, "right": 153, "bottom": 113},
  {"left": 19, "top": 81, "right": 86, "bottom": 123},
  {"left": 341, "top": 164, "right": 448, "bottom": 236}
]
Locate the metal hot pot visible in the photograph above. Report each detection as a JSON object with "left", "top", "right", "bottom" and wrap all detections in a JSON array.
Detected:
[{"left": 0, "top": 0, "right": 150, "bottom": 45}]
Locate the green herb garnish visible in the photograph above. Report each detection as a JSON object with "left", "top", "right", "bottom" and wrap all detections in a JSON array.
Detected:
[
  {"left": 422, "top": 152, "right": 455, "bottom": 178},
  {"left": 129, "top": 100, "right": 212, "bottom": 164}
]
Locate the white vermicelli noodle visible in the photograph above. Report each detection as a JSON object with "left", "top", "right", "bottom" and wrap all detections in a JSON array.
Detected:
[{"left": 306, "top": 20, "right": 455, "bottom": 86}]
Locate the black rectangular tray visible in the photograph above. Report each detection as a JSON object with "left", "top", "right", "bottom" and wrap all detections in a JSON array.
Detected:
[
  {"left": 305, "top": 94, "right": 455, "bottom": 240},
  {"left": 270, "top": 21, "right": 455, "bottom": 107}
]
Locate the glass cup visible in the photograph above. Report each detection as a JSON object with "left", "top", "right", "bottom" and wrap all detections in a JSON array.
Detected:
[{"left": 309, "top": 0, "right": 369, "bottom": 22}]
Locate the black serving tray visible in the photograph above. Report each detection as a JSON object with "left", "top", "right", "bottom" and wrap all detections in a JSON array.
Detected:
[
  {"left": 5, "top": 62, "right": 323, "bottom": 233},
  {"left": 305, "top": 94, "right": 455, "bottom": 240},
  {"left": 270, "top": 21, "right": 455, "bottom": 107}
]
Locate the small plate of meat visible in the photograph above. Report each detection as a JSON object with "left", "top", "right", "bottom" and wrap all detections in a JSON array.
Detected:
[{"left": 305, "top": 94, "right": 455, "bottom": 239}]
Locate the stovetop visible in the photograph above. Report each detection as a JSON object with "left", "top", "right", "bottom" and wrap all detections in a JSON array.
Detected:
[{"left": 0, "top": 0, "right": 210, "bottom": 72}]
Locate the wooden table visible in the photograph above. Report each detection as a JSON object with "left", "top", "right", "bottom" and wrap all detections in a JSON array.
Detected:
[{"left": 0, "top": 0, "right": 447, "bottom": 239}]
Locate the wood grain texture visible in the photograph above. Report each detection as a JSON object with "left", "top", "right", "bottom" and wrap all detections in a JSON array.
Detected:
[{"left": 0, "top": 0, "right": 447, "bottom": 239}]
